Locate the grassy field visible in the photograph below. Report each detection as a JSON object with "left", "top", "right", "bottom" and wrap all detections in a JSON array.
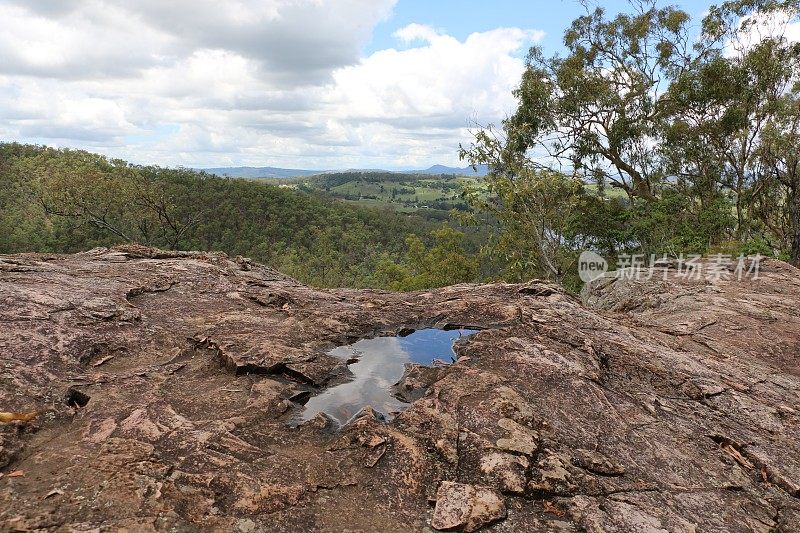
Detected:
[
  {"left": 278, "top": 171, "right": 626, "bottom": 217},
  {"left": 279, "top": 172, "right": 484, "bottom": 217}
]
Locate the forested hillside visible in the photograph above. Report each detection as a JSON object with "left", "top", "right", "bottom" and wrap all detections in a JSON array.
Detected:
[{"left": 0, "top": 143, "right": 482, "bottom": 289}]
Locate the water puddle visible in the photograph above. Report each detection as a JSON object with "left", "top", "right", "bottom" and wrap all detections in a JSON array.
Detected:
[{"left": 297, "top": 328, "right": 478, "bottom": 427}]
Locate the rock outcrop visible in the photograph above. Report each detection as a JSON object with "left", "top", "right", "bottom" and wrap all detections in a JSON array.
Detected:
[{"left": 1, "top": 246, "right": 799, "bottom": 531}]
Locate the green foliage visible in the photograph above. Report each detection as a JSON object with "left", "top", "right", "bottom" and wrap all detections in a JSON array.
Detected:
[
  {"left": 737, "top": 236, "right": 776, "bottom": 256},
  {"left": 627, "top": 189, "right": 736, "bottom": 255},
  {"left": 0, "top": 143, "right": 57, "bottom": 252},
  {"left": 373, "top": 227, "right": 479, "bottom": 291},
  {"left": 463, "top": 169, "right": 589, "bottom": 284}
]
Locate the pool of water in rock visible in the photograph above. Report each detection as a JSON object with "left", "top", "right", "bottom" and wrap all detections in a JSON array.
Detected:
[{"left": 297, "top": 328, "right": 478, "bottom": 427}]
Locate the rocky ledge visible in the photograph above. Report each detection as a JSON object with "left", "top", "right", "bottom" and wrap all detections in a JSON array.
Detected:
[{"left": 1, "top": 246, "right": 799, "bottom": 532}]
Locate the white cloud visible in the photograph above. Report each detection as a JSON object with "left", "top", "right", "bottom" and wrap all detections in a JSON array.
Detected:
[
  {"left": 0, "top": 2, "right": 544, "bottom": 168},
  {"left": 394, "top": 23, "right": 442, "bottom": 44},
  {"left": 723, "top": 7, "right": 800, "bottom": 57},
  {"left": 0, "top": 2, "right": 176, "bottom": 79}
]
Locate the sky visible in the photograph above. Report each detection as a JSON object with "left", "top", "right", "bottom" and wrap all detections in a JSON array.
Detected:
[{"left": 0, "top": 0, "right": 717, "bottom": 170}]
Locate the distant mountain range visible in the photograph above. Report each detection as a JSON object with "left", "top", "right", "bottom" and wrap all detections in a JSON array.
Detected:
[
  {"left": 199, "top": 166, "right": 321, "bottom": 179},
  {"left": 200, "top": 164, "right": 489, "bottom": 179},
  {"left": 411, "top": 164, "right": 489, "bottom": 176}
]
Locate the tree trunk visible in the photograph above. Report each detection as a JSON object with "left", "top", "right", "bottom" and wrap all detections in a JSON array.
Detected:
[{"left": 790, "top": 185, "right": 800, "bottom": 267}]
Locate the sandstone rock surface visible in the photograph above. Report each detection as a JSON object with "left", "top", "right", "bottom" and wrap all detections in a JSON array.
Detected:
[
  {"left": 431, "top": 481, "right": 506, "bottom": 532},
  {"left": 0, "top": 246, "right": 799, "bottom": 531}
]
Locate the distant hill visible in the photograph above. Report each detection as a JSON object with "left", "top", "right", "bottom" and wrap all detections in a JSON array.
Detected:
[
  {"left": 200, "top": 164, "right": 489, "bottom": 179},
  {"left": 284, "top": 170, "right": 484, "bottom": 219},
  {"left": 200, "top": 166, "right": 322, "bottom": 179},
  {"left": 415, "top": 164, "right": 489, "bottom": 176}
]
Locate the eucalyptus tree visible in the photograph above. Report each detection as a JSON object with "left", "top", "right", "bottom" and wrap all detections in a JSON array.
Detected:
[
  {"left": 459, "top": 1, "right": 694, "bottom": 281},
  {"left": 757, "top": 92, "right": 800, "bottom": 265},
  {"left": 30, "top": 150, "right": 204, "bottom": 250},
  {"left": 31, "top": 148, "right": 142, "bottom": 244},
  {"left": 502, "top": 0, "right": 693, "bottom": 201},
  {"left": 666, "top": 0, "right": 800, "bottom": 245},
  {"left": 462, "top": 0, "right": 800, "bottom": 276}
]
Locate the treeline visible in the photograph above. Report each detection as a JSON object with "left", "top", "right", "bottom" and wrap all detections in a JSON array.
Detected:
[
  {"left": 299, "top": 171, "right": 421, "bottom": 189},
  {"left": 0, "top": 143, "right": 481, "bottom": 289}
]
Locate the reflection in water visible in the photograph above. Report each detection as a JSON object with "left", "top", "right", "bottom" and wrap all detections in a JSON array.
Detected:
[{"left": 298, "top": 328, "right": 478, "bottom": 426}]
